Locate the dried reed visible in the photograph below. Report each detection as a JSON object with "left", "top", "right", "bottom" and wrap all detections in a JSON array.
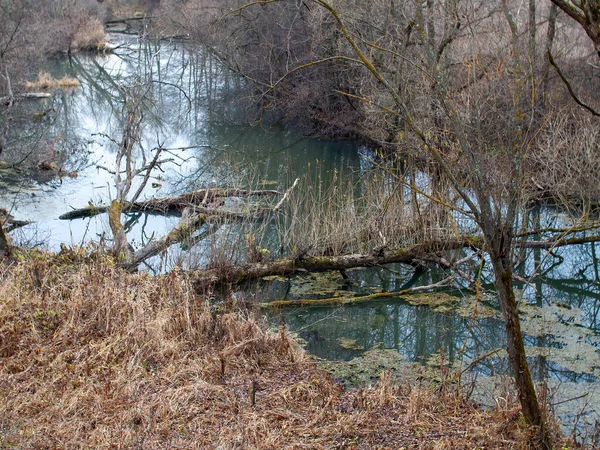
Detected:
[
  {"left": 0, "top": 252, "right": 570, "bottom": 449},
  {"left": 25, "top": 71, "right": 79, "bottom": 90}
]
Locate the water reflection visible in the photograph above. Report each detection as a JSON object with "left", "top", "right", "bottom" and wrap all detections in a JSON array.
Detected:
[
  {"left": 1, "top": 35, "right": 364, "bottom": 250},
  {"left": 255, "top": 233, "right": 600, "bottom": 389}
]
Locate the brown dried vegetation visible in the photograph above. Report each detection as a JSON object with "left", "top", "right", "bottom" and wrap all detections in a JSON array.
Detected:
[
  {"left": 25, "top": 71, "right": 79, "bottom": 90},
  {"left": 0, "top": 254, "right": 569, "bottom": 449}
]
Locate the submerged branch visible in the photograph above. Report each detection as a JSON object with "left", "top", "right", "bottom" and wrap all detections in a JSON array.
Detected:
[
  {"left": 0, "top": 92, "right": 52, "bottom": 106},
  {"left": 259, "top": 276, "right": 456, "bottom": 308}
]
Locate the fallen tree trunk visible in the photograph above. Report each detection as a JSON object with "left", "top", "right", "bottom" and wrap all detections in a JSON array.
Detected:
[
  {"left": 189, "top": 230, "right": 600, "bottom": 289},
  {"left": 517, "top": 234, "right": 600, "bottom": 249},
  {"left": 0, "top": 92, "right": 52, "bottom": 105},
  {"left": 59, "top": 188, "right": 283, "bottom": 220},
  {"left": 121, "top": 212, "right": 210, "bottom": 271},
  {"left": 190, "top": 239, "right": 473, "bottom": 288}
]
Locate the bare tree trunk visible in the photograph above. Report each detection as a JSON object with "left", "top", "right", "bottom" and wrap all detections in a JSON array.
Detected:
[
  {"left": 0, "top": 68, "right": 14, "bottom": 160},
  {"left": 108, "top": 199, "right": 132, "bottom": 263},
  {"left": 0, "top": 227, "right": 10, "bottom": 257},
  {"left": 0, "top": 206, "right": 11, "bottom": 256},
  {"left": 542, "top": 3, "right": 558, "bottom": 105},
  {"left": 529, "top": 0, "right": 537, "bottom": 66},
  {"left": 487, "top": 230, "right": 550, "bottom": 449}
]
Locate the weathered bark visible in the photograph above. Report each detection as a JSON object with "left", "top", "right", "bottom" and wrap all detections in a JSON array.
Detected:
[
  {"left": 108, "top": 199, "right": 132, "bottom": 263},
  {"left": 0, "top": 208, "right": 12, "bottom": 257},
  {"left": 0, "top": 226, "right": 10, "bottom": 257},
  {"left": 485, "top": 228, "right": 551, "bottom": 449},
  {"left": 121, "top": 212, "right": 209, "bottom": 271},
  {"left": 186, "top": 229, "right": 600, "bottom": 289},
  {"left": 190, "top": 239, "right": 472, "bottom": 288},
  {"left": 59, "top": 188, "right": 282, "bottom": 220}
]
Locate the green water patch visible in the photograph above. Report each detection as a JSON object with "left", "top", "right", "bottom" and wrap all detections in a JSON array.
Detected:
[
  {"left": 518, "top": 303, "right": 600, "bottom": 377},
  {"left": 449, "top": 295, "right": 600, "bottom": 377},
  {"left": 403, "top": 292, "right": 460, "bottom": 313},
  {"left": 337, "top": 338, "right": 365, "bottom": 351},
  {"left": 318, "top": 346, "right": 418, "bottom": 388},
  {"left": 288, "top": 271, "right": 358, "bottom": 298},
  {"left": 305, "top": 290, "right": 600, "bottom": 386}
]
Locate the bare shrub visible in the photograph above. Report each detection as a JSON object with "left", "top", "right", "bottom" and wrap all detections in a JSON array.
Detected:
[
  {"left": 71, "top": 15, "right": 106, "bottom": 50},
  {"left": 529, "top": 111, "right": 600, "bottom": 204}
]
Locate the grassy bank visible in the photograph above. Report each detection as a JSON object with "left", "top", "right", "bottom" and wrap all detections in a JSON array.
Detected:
[{"left": 0, "top": 252, "right": 566, "bottom": 448}]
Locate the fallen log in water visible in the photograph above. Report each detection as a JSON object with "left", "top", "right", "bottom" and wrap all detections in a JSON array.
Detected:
[
  {"left": 189, "top": 228, "right": 600, "bottom": 290},
  {"left": 190, "top": 239, "right": 473, "bottom": 288},
  {"left": 0, "top": 92, "right": 52, "bottom": 105},
  {"left": 59, "top": 188, "right": 283, "bottom": 220}
]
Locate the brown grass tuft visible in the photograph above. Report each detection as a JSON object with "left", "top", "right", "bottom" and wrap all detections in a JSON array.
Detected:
[
  {"left": 25, "top": 71, "right": 79, "bottom": 90},
  {"left": 0, "top": 254, "right": 572, "bottom": 448}
]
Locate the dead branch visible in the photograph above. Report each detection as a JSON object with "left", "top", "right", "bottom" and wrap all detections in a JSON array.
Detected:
[
  {"left": 121, "top": 210, "right": 210, "bottom": 271},
  {"left": 59, "top": 188, "right": 284, "bottom": 220},
  {"left": 190, "top": 239, "right": 472, "bottom": 288},
  {"left": 548, "top": 50, "right": 600, "bottom": 117},
  {"left": 518, "top": 234, "right": 600, "bottom": 249},
  {"left": 272, "top": 178, "right": 299, "bottom": 211}
]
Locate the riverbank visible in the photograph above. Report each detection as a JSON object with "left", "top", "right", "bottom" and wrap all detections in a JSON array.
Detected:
[{"left": 0, "top": 252, "right": 571, "bottom": 449}]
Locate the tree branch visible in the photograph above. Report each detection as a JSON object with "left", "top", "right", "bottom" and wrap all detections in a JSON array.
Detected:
[{"left": 548, "top": 50, "right": 600, "bottom": 117}]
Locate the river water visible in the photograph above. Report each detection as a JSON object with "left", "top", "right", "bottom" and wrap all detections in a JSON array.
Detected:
[{"left": 1, "top": 34, "right": 600, "bottom": 440}]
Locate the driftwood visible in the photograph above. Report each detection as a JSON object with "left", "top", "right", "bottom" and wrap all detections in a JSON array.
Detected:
[
  {"left": 0, "top": 92, "right": 52, "bottom": 105},
  {"left": 59, "top": 188, "right": 283, "bottom": 220}
]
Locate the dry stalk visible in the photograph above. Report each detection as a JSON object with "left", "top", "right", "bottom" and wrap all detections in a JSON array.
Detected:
[{"left": 0, "top": 254, "right": 572, "bottom": 449}]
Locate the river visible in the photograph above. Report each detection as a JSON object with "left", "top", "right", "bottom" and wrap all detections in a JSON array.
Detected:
[{"left": 1, "top": 34, "right": 599, "bottom": 440}]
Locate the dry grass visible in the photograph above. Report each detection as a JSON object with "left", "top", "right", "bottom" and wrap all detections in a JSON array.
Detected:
[
  {"left": 278, "top": 168, "right": 454, "bottom": 259},
  {"left": 71, "top": 16, "right": 106, "bottom": 51},
  {"left": 25, "top": 71, "right": 79, "bottom": 90},
  {"left": 0, "top": 252, "right": 571, "bottom": 449}
]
